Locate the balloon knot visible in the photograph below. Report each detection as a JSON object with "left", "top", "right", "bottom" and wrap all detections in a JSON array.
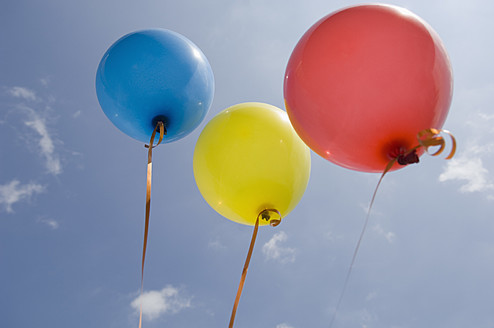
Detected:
[
  {"left": 144, "top": 121, "right": 166, "bottom": 149},
  {"left": 258, "top": 209, "right": 282, "bottom": 227},
  {"left": 397, "top": 149, "right": 420, "bottom": 166}
]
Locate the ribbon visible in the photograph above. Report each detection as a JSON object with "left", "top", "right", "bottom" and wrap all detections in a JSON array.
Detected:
[
  {"left": 328, "top": 128, "right": 456, "bottom": 328},
  {"left": 417, "top": 128, "right": 456, "bottom": 159},
  {"left": 228, "top": 209, "right": 281, "bottom": 328},
  {"left": 397, "top": 128, "right": 457, "bottom": 166},
  {"left": 138, "top": 121, "right": 165, "bottom": 328}
]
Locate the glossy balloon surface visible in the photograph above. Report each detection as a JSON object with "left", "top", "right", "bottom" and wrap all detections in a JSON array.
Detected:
[
  {"left": 284, "top": 4, "right": 453, "bottom": 172},
  {"left": 193, "top": 103, "right": 311, "bottom": 226},
  {"left": 96, "top": 29, "right": 214, "bottom": 143}
]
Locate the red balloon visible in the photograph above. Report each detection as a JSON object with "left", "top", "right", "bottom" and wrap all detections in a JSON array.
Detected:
[{"left": 284, "top": 4, "right": 453, "bottom": 172}]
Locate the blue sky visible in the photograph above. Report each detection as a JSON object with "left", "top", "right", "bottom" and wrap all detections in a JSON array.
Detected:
[{"left": 1, "top": 0, "right": 494, "bottom": 327}]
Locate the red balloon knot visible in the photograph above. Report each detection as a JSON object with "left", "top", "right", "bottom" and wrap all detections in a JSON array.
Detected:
[{"left": 397, "top": 149, "right": 420, "bottom": 165}]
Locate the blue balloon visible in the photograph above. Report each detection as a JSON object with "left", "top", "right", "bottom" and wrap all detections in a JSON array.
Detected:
[{"left": 96, "top": 29, "right": 215, "bottom": 143}]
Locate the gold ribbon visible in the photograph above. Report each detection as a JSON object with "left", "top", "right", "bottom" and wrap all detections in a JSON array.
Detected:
[
  {"left": 228, "top": 209, "right": 281, "bottom": 328},
  {"left": 261, "top": 208, "right": 282, "bottom": 227},
  {"left": 392, "top": 128, "right": 457, "bottom": 168},
  {"left": 417, "top": 128, "right": 456, "bottom": 159},
  {"left": 138, "top": 121, "right": 165, "bottom": 328}
]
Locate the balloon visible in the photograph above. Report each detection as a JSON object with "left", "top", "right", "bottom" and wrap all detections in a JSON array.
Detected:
[
  {"left": 284, "top": 4, "right": 453, "bottom": 172},
  {"left": 96, "top": 29, "right": 214, "bottom": 143},
  {"left": 193, "top": 103, "right": 311, "bottom": 226}
]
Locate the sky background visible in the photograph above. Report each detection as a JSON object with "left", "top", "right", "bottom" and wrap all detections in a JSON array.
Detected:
[{"left": 1, "top": 0, "right": 494, "bottom": 327}]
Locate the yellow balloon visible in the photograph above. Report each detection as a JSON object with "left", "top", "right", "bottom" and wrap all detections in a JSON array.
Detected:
[{"left": 193, "top": 102, "right": 311, "bottom": 226}]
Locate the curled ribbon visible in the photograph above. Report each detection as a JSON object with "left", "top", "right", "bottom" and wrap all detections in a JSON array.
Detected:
[
  {"left": 144, "top": 121, "right": 166, "bottom": 149},
  {"left": 394, "top": 128, "right": 457, "bottom": 169},
  {"left": 417, "top": 128, "right": 456, "bottom": 159},
  {"left": 228, "top": 209, "right": 282, "bottom": 328},
  {"left": 260, "top": 208, "right": 282, "bottom": 227},
  {"left": 138, "top": 121, "right": 166, "bottom": 328}
]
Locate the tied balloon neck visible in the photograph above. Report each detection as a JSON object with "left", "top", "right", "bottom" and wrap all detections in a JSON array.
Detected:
[
  {"left": 397, "top": 149, "right": 420, "bottom": 166},
  {"left": 145, "top": 120, "right": 167, "bottom": 149},
  {"left": 152, "top": 116, "right": 168, "bottom": 135},
  {"left": 160, "top": 123, "right": 168, "bottom": 135},
  {"left": 259, "top": 209, "right": 282, "bottom": 227}
]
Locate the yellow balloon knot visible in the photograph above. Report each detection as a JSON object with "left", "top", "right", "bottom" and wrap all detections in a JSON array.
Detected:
[{"left": 258, "top": 209, "right": 282, "bottom": 227}]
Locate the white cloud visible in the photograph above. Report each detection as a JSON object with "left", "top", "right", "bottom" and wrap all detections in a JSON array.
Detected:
[
  {"left": 24, "top": 109, "right": 62, "bottom": 175},
  {"left": 8, "top": 86, "right": 37, "bottom": 101},
  {"left": 131, "top": 285, "right": 191, "bottom": 321},
  {"left": 276, "top": 324, "right": 295, "bottom": 328},
  {"left": 366, "top": 291, "right": 378, "bottom": 302},
  {"left": 6, "top": 85, "right": 63, "bottom": 176},
  {"left": 262, "top": 231, "right": 296, "bottom": 264},
  {"left": 324, "top": 230, "right": 341, "bottom": 243},
  {"left": 40, "top": 77, "right": 51, "bottom": 87},
  {"left": 0, "top": 180, "right": 45, "bottom": 213},
  {"left": 439, "top": 109, "right": 494, "bottom": 195},
  {"left": 372, "top": 224, "right": 396, "bottom": 243},
  {"left": 479, "top": 112, "right": 494, "bottom": 121},
  {"left": 208, "top": 239, "right": 226, "bottom": 251},
  {"left": 37, "top": 217, "right": 59, "bottom": 229},
  {"left": 439, "top": 155, "right": 493, "bottom": 193}
]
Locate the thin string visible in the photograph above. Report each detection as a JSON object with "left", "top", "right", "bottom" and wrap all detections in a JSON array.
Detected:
[
  {"left": 138, "top": 121, "right": 165, "bottom": 328},
  {"left": 327, "top": 128, "right": 455, "bottom": 327},
  {"left": 328, "top": 159, "right": 396, "bottom": 328}
]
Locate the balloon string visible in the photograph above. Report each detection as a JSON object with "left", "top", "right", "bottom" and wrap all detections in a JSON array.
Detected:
[
  {"left": 138, "top": 121, "right": 165, "bottom": 328},
  {"left": 228, "top": 216, "right": 259, "bottom": 328},
  {"left": 328, "top": 159, "right": 395, "bottom": 328},
  {"left": 328, "top": 128, "right": 455, "bottom": 327},
  {"left": 228, "top": 208, "right": 281, "bottom": 328}
]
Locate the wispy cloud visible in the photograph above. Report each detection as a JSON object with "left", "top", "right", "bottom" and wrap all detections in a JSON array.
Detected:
[
  {"left": 372, "top": 224, "right": 396, "bottom": 243},
  {"left": 24, "top": 111, "right": 62, "bottom": 175},
  {"left": 5, "top": 86, "right": 63, "bottom": 176},
  {"left": 208, "top": 239, "right": 226, "bottom": 251},
  {"left": 276, "top": 324, "right": 295, "bottom": 328},
  {"left": 439, "top": 156, "right": 493, "bottom": 192},
  {"left": 130, "top": 285, "right": 191, "bottom": 321},
  {"left": 438, "top": 108, "right": 494, "bottom": 195},
  {"left": 366, "top": 291, "right": 378, "bottom": 301},
  {"left": 439, "top": 146, "right": 494, "bottom": 193},
  {"left": 0, "top": 180, "right": 45, "bottom": 213},
  {"left": 40, "top": 77, "right": 51, "bottom": 87},
  {"left": 8, "top": 86, "right": 37, "bottom": 101},
  {"left": 37, "top": 217, "right": 59, "bottom": 229},
  {"left": 276, "top": 323, "right": 294, "bottom": 328},
  {"left": 262, "top": 231, "right": 296, "bottom": 264}
]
